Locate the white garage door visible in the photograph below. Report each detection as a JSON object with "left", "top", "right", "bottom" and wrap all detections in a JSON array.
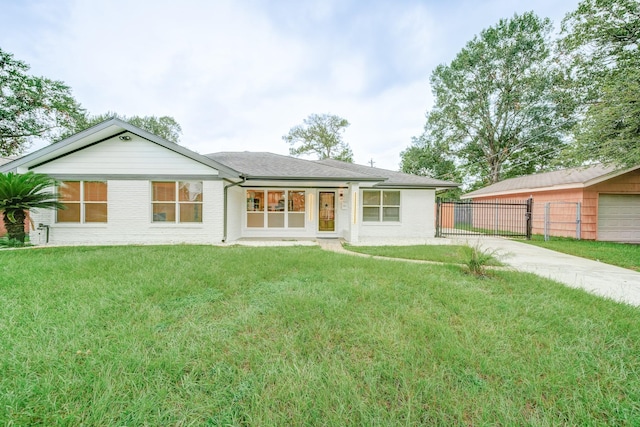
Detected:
[{"left": 598, "top": 194, "right": 640, "bottom": 242}]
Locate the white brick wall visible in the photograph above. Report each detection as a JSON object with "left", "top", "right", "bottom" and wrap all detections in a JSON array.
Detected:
[
  {"left": 30, "top": 180, "right": 224, "bottom": 245},
  {"left": 226, "top": 185, "right": 244, "bottom": 242},
  {"left": 27, "top": 179, "right": 438, "bottom": 245},
  {"left": 358, "top": 189, "right": 436, "bottom": 242}
]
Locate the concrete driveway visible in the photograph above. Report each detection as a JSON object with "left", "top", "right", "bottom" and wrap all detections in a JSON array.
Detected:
[{"left": 451, "top": 237, "right": 640, "bottom": 307}]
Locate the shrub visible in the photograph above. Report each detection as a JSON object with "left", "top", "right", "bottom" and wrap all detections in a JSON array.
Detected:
[
  {"left": 460, "top": 243, "right": 499, "bottom": 277},
  {"left": 0, "top": 237, "right": 29, "bottom": 248}
]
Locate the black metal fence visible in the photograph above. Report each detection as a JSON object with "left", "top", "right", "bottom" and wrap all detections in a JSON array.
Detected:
[{"left": 436, "top": 198, "right": 533, "bottom": 239}]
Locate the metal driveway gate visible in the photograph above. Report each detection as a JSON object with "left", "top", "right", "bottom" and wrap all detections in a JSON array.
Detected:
[
  {"left": 436, "top": 198, "right": 533, "bottom": 239},
  {"left": 544, "top": 201, "right": 581, "bottom": 241}
]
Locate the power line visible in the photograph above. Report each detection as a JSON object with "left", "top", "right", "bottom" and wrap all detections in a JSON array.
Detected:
[
  {"left": 459, "top": 121, "right": 570, "bottom": 169},
  {"left": 443, "top": 121, "right": 573, "bottom": 182},
  {"left": 498, "top": 144, "right": 569, "bottom": 176}
]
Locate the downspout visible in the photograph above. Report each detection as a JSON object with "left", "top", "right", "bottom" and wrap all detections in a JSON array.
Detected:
[{"left": 222, "top": 176, "right": 246, "bottom": 242}]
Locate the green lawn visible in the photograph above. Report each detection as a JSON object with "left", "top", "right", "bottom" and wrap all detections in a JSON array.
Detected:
[
  {"left": 1, "top": 245, "right": 639, "bottom": 425},
  {"left": 344, "top": 244, "right": 503, "bottom": 265},
  {"left": 525, "top": 236, "right": 640, "bottom": 271}
]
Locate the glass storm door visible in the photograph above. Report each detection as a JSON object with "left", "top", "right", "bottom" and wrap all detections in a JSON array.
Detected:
[{"left": 318, "top": 191, "right": 335, "bottom": 232}]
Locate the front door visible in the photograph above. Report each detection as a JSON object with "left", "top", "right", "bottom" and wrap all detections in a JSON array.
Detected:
[{"left": 318, "top": 191, "right": 335, "bottom": 232}]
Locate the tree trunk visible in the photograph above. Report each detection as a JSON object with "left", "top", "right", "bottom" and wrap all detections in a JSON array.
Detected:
[
  {"left": 488, "top": 157, "right": 502, "bottom": 184},
  {"left": 3, "top": 210, "right": 27, "bottom": 243}
]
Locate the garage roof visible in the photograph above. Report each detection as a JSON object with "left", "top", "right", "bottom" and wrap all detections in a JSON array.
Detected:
[{"left": 462, "top": 164, "right": 640, "bottom": 199}]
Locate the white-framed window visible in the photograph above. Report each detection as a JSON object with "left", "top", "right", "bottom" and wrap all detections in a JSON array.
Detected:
[
  {"left": 246, "top": 189, "right": 305, "bottom": 228},
  {"left": 152, "top": 181, "right": 203, "bottom": 223},
  {"left": 362, "top": 190, "right": 400, "bottom": 222},
  {"left": 57, "top": 181, "right": 108, "bottom": 223}
]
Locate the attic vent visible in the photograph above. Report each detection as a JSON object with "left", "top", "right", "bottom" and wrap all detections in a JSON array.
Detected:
[{"left": 119, "top": 135, "right": 132, "bottom": 141}]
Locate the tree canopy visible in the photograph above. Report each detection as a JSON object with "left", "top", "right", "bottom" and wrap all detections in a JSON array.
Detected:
[
  {"left": 0, "top": 48, "right": 84, "bottom": 156},
  {"left": 1, "top": 48, "right": 183, "bottom": 154},
  {"left": 406, "top": 12, "right": 571, "bottom": 188},
  {"left": 400, "top": 133, "right": 461, "bottom": 198},
  {"left": 283, "top": 113, "right": 353, "bottom": 162},
  {"left": 558, "top": 0, "right": 640, "bottom": 167}
]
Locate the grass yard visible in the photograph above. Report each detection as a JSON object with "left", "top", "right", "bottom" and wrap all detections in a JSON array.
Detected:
[
  {"left": 525, "top": 236, "right": 640, "bottom": 271},
  {"left": 1, "top": 245, "right": 639, "bottom": 425},
  {"left": 344, "top": 244, "right": 503, "bottom": 266}
]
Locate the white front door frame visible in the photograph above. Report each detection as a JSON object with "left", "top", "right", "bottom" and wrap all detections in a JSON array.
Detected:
[{"left": 317, "top": 189, "right": 338, "bottom": 236}]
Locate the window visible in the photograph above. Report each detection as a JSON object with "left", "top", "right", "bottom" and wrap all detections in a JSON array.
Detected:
[
  {"left": 267, "top": 190, "right": 285, "bottom": 227},
  {"left": 152, "top": 181, "right": 203, "bottom": 223},
  {"left": 288, "top": 190, "right": 305, "bottom": 228},
  {"left": 246, "top": 189, "right": 305, "bottom": 228},
  {"left": 246, "top": 189, "right": 265, "bottom": 227},
  {"left": 57, "top": 181, "right": 107, "bottom": 223},
  {"left": 362, "top": 190, "right": 400, "bottom": 222}
]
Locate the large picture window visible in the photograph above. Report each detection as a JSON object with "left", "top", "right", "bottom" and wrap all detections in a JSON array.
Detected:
[
  {"left": 152, "top": 181, "right": 203, "bottom": 223},
  {"left": 362, "top": 190, "right": 400, "bottom": 222},
  {"left": 57, "top": 181, "right": 107, "bottom": 223},
  {"left": 246, "top": 189, "right": 305, "bottom": 228}
]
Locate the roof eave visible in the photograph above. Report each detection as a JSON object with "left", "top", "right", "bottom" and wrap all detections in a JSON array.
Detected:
[
  {"left": 461, "top": 164, "right": 640, "bottom": 199},
  {"left": 0, "top": 118, "right": 241, "bottom": 179},
  {"left": 124, "top": 130, "right": 240, "bottom": 179},
  {"left": 0, "top": 162, "right": 17, "bottom": 173},
  {"left": 461, "top": 182, "right": 586, "bottom": 199},
  {"left": 583, "top": 164, "right": 640, "bottom": 187},
  {"left": 243, "top": 175, "right": 385, "bottom": 182},
  {"left": 373, "top": 183, "right": 459, "bottom": 189},
  {"left": 0, "top": 119, "right": 123, "bottom": 173},
  {"left": 108, "top": 119, "right": 241, "bottom": 178}
]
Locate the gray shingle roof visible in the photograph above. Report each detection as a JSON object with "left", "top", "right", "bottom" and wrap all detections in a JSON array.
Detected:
[
  {"left": 206, "top": 152, "right": 459, "bottom": 188},
  {"left": 462, "top": 164, "right": 621, "bottom": 198},
  {"left": 317, "top": 159, "right": 459, "bottom": 188},
  {"left": 206, "top": 152, "right": 383, "bottom": 181}
]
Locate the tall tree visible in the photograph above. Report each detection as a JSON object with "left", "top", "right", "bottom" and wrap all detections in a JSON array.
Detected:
[
  {"left": 0, "top": 172, "right": 64, "bottom": 243},
  {"left": 413, "top": 12, "right": 571, "bottom": 187},
  {"left": 558, "top": 0, "right": 640, "bottom": 167},
  {"left": 400, "top": 132, "right": 462, "bottom": 198},
  {"left": 283, "top": 113, "right": 353, "bottom": 162},
  {"left": 71, "top": 112, "right": 183, "bottom": 143},
  {"left": 401, "top": 140, "right": 456, "bottom": 180},
  {"left": 0, "top": 48, "right": 84, "bottom": 156}
]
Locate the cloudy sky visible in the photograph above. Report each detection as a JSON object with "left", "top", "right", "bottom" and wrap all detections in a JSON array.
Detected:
[{"left": 2, "top": 0, "right": 580, "bottom": 170}]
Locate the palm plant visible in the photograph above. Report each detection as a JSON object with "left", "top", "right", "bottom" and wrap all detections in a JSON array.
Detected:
[{"left": 0, "top": 172, "right": 63, "bottom": 242}]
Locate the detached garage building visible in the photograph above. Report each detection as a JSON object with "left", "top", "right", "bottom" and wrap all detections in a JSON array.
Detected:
[{"left": 462, "top": 164, "right": 640, "bottom": 243}]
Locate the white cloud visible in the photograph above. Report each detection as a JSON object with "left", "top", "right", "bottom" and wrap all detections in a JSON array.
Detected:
[{"left": 2, "top": 0, "right": 582, "bottom": 170}]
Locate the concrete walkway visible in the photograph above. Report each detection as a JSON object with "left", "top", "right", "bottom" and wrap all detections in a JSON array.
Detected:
[
  {"left": 318, "top": 237, "right": 640, "bottom": 307},
  {"left": 316, "top": 238, "right": 459, "bottom": 266}
]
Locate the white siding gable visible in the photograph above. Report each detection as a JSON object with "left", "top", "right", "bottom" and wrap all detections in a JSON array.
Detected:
[{"left": 33, "top": 134, "right": 218, "bottom": 176}]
